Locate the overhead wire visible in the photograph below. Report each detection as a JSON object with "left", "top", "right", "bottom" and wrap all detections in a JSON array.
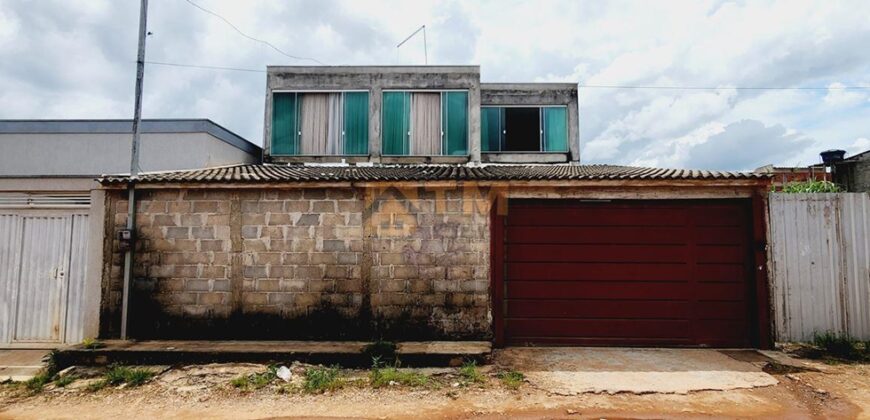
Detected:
[
  {"left": 145, "top": 60, "right": 266, "bottom": 73},
  {"left": 142, "top": 60, "right": 870, "bottom": 91},
  {"left": 579, "top": 84, "right": 870, "bottom": 90},
  {"left": 182, "top": 0, "right": 325, "bottom": 65}
]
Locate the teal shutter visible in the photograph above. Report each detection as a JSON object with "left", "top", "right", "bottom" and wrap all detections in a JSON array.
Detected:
[
  {"left": 481, "top": 107, "right": 501, "bottom": 152},
  {"left": 443, "top": 91, "right": 468, "bottom": 155},
  {"left": 343, "top": 91, "right": 369, "bottom": 155},
  {"left": 382, "top": 92, "right": 409, "bottom": 155},
  {"left": 543, "top": 107, "right": 568, "bottom": 152},
  {"left": 271, "top": 92, "right": 298, "bottom": 155}
]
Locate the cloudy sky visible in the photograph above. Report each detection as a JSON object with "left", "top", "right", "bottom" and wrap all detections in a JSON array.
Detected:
[{"left": 1, "top": 0, "right": 868, "bottom": 170}]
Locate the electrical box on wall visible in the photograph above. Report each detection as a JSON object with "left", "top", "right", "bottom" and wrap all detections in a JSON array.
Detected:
[{"left": 118, "top": 229, "right": 135, "bottom": 252}]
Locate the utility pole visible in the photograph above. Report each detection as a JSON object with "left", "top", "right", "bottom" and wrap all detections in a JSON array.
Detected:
[{"left": 121, "top": 0, "right": 149, "bottom": 340}]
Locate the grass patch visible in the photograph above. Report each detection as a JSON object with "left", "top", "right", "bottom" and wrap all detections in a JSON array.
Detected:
[
  {"left": 364, "top": 340, "right": 398, "bottom": 362},
  {"left": 81, "top": 337, "right": 105, "bottom": 350},
  {"left": 230, "top": 366, "right": 278, "bottom": 391},
  {"left": 104, "top": 365, "right": 155, "bottom": 387},
  {"left": 459, "top": 360, "right": 485, "bottom": 384},
  {"left": 812, "top": 332, "right": 868, "bottom": 361},
  {"left": 86, "top": 379, "right": 108, "bottom": 392},
  {"left": 370, "top": 360, "right": 430, "bottom": 388},
  {"left": 54, "top": 375, "right": 77, "bottom": 388},
  {"left": 303, "top": 366, "right": 343, "bottom": 393},
  {"left": 23, "top": 371, "right": 53, "bottom": 393},
  {"left": 497, "top": 370, "right": 524, "bottom": 389}
]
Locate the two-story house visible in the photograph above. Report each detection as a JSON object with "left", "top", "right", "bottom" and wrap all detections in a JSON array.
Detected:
[{"left": 97, "top": 66, "right": 774, "bottom": 349}]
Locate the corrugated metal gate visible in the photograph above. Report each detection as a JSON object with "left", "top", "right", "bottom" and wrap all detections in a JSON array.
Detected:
[
  {"left": 0, "top": 193, "right": 90, "bottom": 346},
  {"left": 769, "top": 193, "right": 870, "bottom": 341},
  {"left": 501, "top": 199, "right": 755, "bottom": 347}
]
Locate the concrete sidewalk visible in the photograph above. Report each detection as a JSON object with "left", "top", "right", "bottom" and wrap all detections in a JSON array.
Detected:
[
  {"left": 496, "top": 347, "right": 779, "bottom": 395},
  {"left": 54, "top": 340, "right": 492, "bottom": 368},
  {"left": 0, "top": 349, "right": 47, "bottom": 381}
]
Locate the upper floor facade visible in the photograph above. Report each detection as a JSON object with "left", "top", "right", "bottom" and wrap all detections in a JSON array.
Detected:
[{"left": 263, "top": 66, "right": 579, "bottom": 165}]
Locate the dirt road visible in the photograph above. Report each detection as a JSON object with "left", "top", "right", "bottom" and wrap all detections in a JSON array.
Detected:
[{"left": 1, "top": 353, "right": 867, "bottom": 419}]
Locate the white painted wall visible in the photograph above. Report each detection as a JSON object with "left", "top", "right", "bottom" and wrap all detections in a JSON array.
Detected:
[{"left": 0, "top": 132, "right": 258, "bottom": 176}]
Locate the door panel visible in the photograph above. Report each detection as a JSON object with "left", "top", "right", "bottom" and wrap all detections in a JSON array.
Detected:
[
  {"left": 13, "top": 216, "right": 71, "bottom": 342},
  {"left": 0, "top": 214, "right": 23, "bottom": 344}
]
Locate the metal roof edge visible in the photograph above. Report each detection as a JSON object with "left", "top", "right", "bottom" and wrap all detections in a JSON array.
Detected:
[{"left": 0, "top": 119, "right": 261, "bottom": 154}]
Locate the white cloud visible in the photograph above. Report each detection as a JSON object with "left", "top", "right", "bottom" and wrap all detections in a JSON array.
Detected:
[
  {"left": 686, "top": 119, "right": 814, "bottom": 171},
  {"left": 824, "top": 82, "right": 868, "bottom": 108},
  {"left": 847, "top": 138, "right": 870, "bottom": 156},
  {"left": 627, "top": 122, "right": 726, "bottom": 168}
]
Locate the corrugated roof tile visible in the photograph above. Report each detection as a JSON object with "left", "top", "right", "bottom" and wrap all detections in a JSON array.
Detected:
[{"left": 98, "top": 164, "right": 769, "bottom": 185}]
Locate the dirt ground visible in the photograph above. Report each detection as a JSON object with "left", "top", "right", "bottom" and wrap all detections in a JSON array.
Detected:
[{"left": 0, "top": 351, "right": 868, "bottom": 419}]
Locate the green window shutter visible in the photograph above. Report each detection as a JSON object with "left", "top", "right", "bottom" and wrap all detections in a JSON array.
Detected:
[
  {"left": 443, "top": 91, "right": 468, "bottom": 155},
  {"left": 382, "top": 91, "right": 409, "bottom": 155},
  {"left": 543, "top": 107, "right": 568, "bottom": 152},
  {"left": 271, "top": 92, "right": 298, "bottom": 155},
  {"left": 481, "top": 107, "right": 502, "bottom": 152},
  {"left": 343, "top": 91, "right": 369, "bottom": 155}
]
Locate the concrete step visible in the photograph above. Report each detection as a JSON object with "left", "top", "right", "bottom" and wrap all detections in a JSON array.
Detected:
[
  {"left": 54, "top": 340, "right": 492, "bottom": 368},
  {"left": 0, "top": 349, "right": 50, "bottom": 381}
]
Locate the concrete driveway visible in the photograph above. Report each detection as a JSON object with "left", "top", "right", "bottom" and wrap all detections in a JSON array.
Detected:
[
  {"left": 0, "top": 350, "right": 47, "bottom": 381},
  {"left": 496, "top": 347, "right": 779, "bottom": 395}
]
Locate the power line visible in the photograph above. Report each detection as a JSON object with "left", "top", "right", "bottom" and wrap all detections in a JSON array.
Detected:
[
  {"left": 580, "top": 84, "right": 870, "bottom": 90},
  {"left": 142, "top": 59, "right": 870, "bottom": 91},
  {"left": 145, "top": 60, "right": 266, "bottom": 73},
  {"left": 182, "top": 0, "right": 325, "bottom": 65}
]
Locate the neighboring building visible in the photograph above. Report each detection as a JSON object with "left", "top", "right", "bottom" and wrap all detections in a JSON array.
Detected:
[
  {"left": 755, "top": 148, "right": 870, "bottom": 192},
  {"left": 753, "top": 164, "right": 830, "bottom": 188},
  {"left": 0, "top": 119, "right": 260, "bottom": 347},
  {"left": 832, "top": 149, "right": 870, "bottom": 192}
]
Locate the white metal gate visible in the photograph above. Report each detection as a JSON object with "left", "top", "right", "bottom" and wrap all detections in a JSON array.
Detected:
[
  {"left": 14, "top": 216, "right": 72, "bottom": 342},
  {"left": 769, "top": 193, "right": 870, "bottom": 341},
  {"left": 0, "top": 193, "right": 90, "bottom": 346}
]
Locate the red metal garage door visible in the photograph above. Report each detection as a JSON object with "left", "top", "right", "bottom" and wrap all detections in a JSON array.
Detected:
[{"left": 502, "top": 200, "right": 755, "bottom": 347}]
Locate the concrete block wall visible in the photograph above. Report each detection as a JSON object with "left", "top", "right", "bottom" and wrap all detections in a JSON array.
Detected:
[
  {"left": 102, "top": 186, "right": 492, "bottom": 340},
  {"left": 368, "top": 186, "right": 491, "bottom": 337},
  {"left": 238, "top": 189, "right": 365, "bottom": 320},
  {"left": 103, "top": 190, "right": 236, "bottom": 336}
]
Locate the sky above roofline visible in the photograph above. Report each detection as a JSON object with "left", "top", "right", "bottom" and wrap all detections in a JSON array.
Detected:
[{"left": 1, "top": 0, "right": 868, "bottom": 171}]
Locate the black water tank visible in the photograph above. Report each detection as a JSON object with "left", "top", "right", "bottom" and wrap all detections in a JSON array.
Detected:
[{"left": 820, "top": 149, "right": 846, "bottom": 165}]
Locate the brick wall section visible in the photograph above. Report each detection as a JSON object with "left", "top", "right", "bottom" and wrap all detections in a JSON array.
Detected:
[
  {"left": 239, "top": 189, "right": 364, "bottom": 319},
  {"left": 368, "top": 187, "right": 491, "bottom": 336},
  {"left": 102, "top": 185, "right": 491, "bottom": 340},
  {"left": 103, "top": 190, "right": 235, "bottom": 335}
]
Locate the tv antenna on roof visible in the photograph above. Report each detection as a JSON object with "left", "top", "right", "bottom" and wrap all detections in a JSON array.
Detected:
[{"left": 396, "top": 25, "right": 427, "bottom": 65}]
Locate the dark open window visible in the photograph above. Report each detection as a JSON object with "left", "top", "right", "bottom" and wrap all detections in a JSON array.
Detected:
[
  {"left": 481, "top": 106, "right": 567, "bottom": 152},
  {"left": 504, "top": 108, "right": 540, "bottom": 151}
]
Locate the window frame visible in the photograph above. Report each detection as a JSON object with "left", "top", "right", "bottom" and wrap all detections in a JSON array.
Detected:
[
  {"left": 480, "top": 104, "right": 569, "bottom": 153},
  {"left": 381, "top": 89, "right": 470, "bottom": 157},
  {"left": 270, "top": 89, "right": 371, "bottom": 157}
]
